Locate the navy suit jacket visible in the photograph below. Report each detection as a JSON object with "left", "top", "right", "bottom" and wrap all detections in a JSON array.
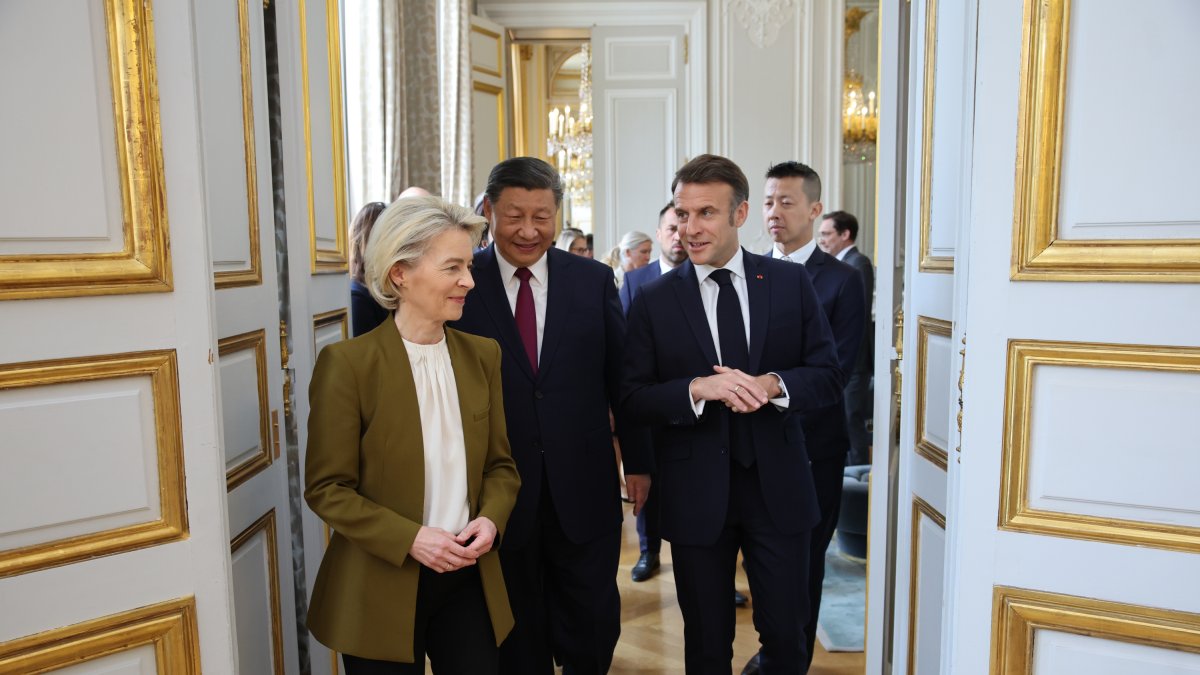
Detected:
[
  {"left": 451, "top": 245, "right": 637, "bottom": 549},
  {"left": 619, "top": 260, "right": 662, "bottom": 315},
  {"left": 841, "top": 246, "right": 874, "bottom": 372},
  {"left": 798, "top": 248, "right": 866, "bottom": 460},
  {"left": 620, "top": 250, "right": 843, "bottom": 546}
]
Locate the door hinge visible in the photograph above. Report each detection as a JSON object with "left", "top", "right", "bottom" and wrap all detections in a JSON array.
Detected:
[{"left": 955, "top": 333, "right": 966, "bottom": 457}]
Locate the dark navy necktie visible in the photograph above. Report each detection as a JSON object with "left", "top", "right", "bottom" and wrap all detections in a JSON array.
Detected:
[{"left": 710, "top": 268, "right": 754, "bottom": 467}]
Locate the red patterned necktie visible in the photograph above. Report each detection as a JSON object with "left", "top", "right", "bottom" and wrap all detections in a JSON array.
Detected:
[{"left": 514, "top": 267, "right": 538, "bottom": 375}]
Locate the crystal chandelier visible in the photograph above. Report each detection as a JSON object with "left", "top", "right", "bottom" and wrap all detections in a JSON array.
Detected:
[
  {"left": 843, "top": 70, "right": 878, "bottom": 162},
  {"left": 547, "top": 43, "right": 593, "bottom": 205}
]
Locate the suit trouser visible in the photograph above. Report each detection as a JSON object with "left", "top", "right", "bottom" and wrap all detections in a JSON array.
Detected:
[
  {"left": 635, "top": 472, "right": 662, "bottom": 555},
  {"left": 672, "top": 462, "right": 812, "bottom": 675},
  {"left": 498, "top": 473, "right": 622, "bottom": 675},
  {"left": 341, "top": 566, "right": 497, "bottom": 675},
  {"left": 802, "top": 456, "right": 848, "bottom": 670},
  {"left": 844, "top": 368, "right": 873, "bottom": 466}
]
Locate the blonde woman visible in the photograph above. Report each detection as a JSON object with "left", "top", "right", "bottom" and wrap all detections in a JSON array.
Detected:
[
  {"left": 604, "top": 230, "right": 653, "bottom": 288},
  {"left": 306, "top": 196, "right": 521, "bottom": 674}
]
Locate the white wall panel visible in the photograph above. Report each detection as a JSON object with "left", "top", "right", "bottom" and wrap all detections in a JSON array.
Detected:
[
  {"left": 472, "top": 85, "right": 503, "bottom": 199},
  {"left": 54, "top": 644, "right": 157, "bottom": 675},
  {"left": 922, "top": 333, "right": 952, "bottom": 452},
  {"left": 925, "top": 0, "right": 967, "bottom": 258},
  {"left": 1058, "top": 0, "right": 1200, "bottom": 241},
  {"left": 217, "top": 348, "right": 267, "bottom": 473},
  {"left": 231, "top": 524, "right": 280, "bottom": 675},
  {"left": 604, "top": 37, "right": 676, "bottom": 80},
  {"left": 911, "top": 507, "right": 945, "bottom": 675},
  {"left": 605, "top": 90, "right": 676, "bottom": 235},
  {"left": 1027, "top": 365, "right": 1200, "bottom": 529},
  {"left": 0, "top": 0, "right": 122, "bottom": 254},
  {"left": 469, "top": 25, "right": 502, "bottom": 77},
  {"left": 0, "top": 378, "right": 159, "bottom": 551},
  {"left": 1033, "top": 629, "right": 1200, "bottom": 674}
]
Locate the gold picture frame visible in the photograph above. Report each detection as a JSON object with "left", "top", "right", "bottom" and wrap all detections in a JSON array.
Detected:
[
  {"left": 0, "top": 0, "right": 172, "bottom": 300},
  {"left": 0, "top": 351, "right": 188, "bottom": 578},
  {"left": 1011, "top": 0, "right": 1200, "bottom": 282}
]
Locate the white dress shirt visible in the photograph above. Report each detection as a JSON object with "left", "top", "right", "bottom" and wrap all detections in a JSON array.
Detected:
[
  {"left": 495, "top": 250, "right": 549, "bottom": 364},
  {"left": 771, "top": 239, "right": 817, "bottom": 264},
  {"left": 835, "top": 244, "right": 856, "bottom": 261},
  {"left": 657, "top": 255, "right": 677, "bottom": 274},
  {"left": 689, "top": 248, "right": 789, "bottom": 415},
  {"left": 402, "top": 335, "right": 470, "bottom": 534}
]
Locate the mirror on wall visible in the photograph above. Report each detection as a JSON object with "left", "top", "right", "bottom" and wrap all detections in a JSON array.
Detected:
[{"left": 841, "top": 1, "right": 881, "bottom": 261}]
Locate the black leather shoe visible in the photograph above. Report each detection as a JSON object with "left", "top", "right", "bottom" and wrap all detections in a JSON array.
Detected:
[
  {"left": 631, "top": 552, "right": 660, "bottom": 582},
  {"left": 740, "top": 651, "right": 761, "bottom": 675},
  {"left": 734, "top": 590, "right": 749, "bottom": 607}
]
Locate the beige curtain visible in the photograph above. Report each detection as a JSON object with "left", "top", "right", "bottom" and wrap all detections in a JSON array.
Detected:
[
  {"left": 437, "top": 0, "right": 472, "bottom": 206},
  {"left": 345, "top": 0, "right": 441, "bottom": 213}
]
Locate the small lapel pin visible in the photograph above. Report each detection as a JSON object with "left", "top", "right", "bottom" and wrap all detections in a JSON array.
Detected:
[{"left": 755, "top": 274, "right": 764, "bottom": 280}]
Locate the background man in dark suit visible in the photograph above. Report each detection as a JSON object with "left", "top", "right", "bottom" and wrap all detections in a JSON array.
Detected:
[
  {"left": 452, "top": 157, "right": 650, "bottom": 675},
  {"left": 619, "top": 202, "right": 686, "bottom": 583},
  {"left": 743, "top": 163, "right": 865, "bottom": 675},
  {"left": 622, "top": 154, "right": 842, "bottom": 673},
  {"left": 819, "top": 210, "right": 875, "bottom": 466}
]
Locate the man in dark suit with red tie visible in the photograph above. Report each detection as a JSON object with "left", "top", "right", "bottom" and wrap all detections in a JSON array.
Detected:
[
  {"left": 452, "top": 157, "right": 650, "bottom": 675},
  {"left": 621, "top": 154, "right": 843, "bottom": 673}
]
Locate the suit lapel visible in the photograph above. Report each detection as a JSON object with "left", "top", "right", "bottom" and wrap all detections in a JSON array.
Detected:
[
  {"left": 744, "top": 251, "right": 770, "bottom": 374},
  {"left": 804, "top": 247, "right": 827, "bottom": 283},
  {"left": 537, "top": 248, "right": 569, "bottom": 382},
  {"left": 474, "top": 246, "right": 536, "bottom": 382},
  {"left": 673, "top": 261, "right": 720, "bottom": 367}
]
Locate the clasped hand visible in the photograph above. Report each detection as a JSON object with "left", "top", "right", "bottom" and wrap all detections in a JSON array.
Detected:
[
  {"left": 690, "top": 365, "right": 780, "bottom": 414},
  {"left": 409, "top": 516, "right": 498, "bottom": 573}
]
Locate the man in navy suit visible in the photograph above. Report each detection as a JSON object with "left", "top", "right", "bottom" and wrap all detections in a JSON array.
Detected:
[
  {"left": 819, "top": 210, "right": 875, "bottom": 466},
  {"left": 619, "top": 202, "right": 685, "bottom": 582},
  {"left": 622, "top": 154, "right": 843, "bottom": 673},
  {"left": 452, "top": 157, "right": 650, "bottom": 675},
  {"left": 741, "top": 162, "right": 865, "bottom": 675}
]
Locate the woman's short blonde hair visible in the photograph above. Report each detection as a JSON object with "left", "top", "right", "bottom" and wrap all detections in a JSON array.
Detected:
[{"left": 364, "top": 196, "right": 486, "bottom": 310}]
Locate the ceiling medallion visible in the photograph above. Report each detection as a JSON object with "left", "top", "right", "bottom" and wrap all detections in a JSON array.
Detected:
[{"left": 726, "top": 0, "right": 800, "bottom": 48}]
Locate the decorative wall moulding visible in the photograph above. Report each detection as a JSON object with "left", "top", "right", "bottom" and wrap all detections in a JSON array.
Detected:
[
  {"left": 231, "top": 510, "right": 285, "bottom": 675},
  {"left": 0, "top": 350, "right": 188, "bottom": 579},
  {"left": 1000, "top": 339, "right": 1200, "bottom": 553},
  {"left": 990, "top": 586, "right": 1200, "bottom": 675},
  {"left": 725, "top": 0, "right": 800, "bottom": 49},
  {"left": 907, "top": 496, "right": 946, "bottom": 675},
  {"left": 0, "top": 596, "right": 201, "bottom": 673},
  {"left": 914, "top": 315, "right": 952, "bottom": 470},
  {"left": 217, "top": 329, "right": 273, "bottom": 491},
  {"left": 1011, "top": 0, "right": 1200, "bottom": 282},
  {"left": 0, "top": 0, "right": 172, "bottom": 300}
]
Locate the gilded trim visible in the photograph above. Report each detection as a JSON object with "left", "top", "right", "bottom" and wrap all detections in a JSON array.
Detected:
[
  {"left": 231, "top": 511, "right": 285, "bottom": 675},
  {"left": 215, "top": 0, "right": 264, "bottom": 289},
  {"left": 917, "top": 0, "right": 952, "bottom": 273},
  {"left": 0, "top": 351, "right": 188, "bottom": 578},
  {"left": 312, "top": 308, "right": 349, "bottom": 352},
  {"left": 990, "top": 586, "right": 1200, "bottom": 674},
  {"left": 0, "top": 597, "right": 201, "bottom": 674},
  {"left": 218, "top": 329, "right": 273, "bottom": 491},
  {"left": 1011, "top": 0, "right": 1200, "bottom": 282},
  {"left": 301, "top": 0, "right": 350, "bottom": 274},
  {"left": 0, "top": 0, "right": 172, "bottom": 300},
  {"left": 914, "top": 316, "right": 952, "bottom": 470},
  {"left": 471, "top": 24, "right": 504, "bottom": 78},
  {"left": 1000, "top": 339, "right": 1200, "bottom": 553},
  {"left": 907, "top": 496, "right": 946, "bottom": 675},
  {"left": 473, "top": 81, "right": 507, "bottom": 164}
]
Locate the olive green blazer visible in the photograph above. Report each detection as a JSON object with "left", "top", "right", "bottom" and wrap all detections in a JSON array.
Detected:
[{"left": 304, "top": 320, "right": 520, "bottom": 663}]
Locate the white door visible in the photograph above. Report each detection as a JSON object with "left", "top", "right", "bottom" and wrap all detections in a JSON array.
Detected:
[
  {"left": 193, "top": 0, "right": 301, "bottom": 672},
  {"left": 470, "top": 14, "right": 508, "bottom": 199},
  {"left": 945, "top": 0, "right": 1200, "bottom": 672},
  {"left": 0, "top": 1, "right": 238, "bottom": 672},
  {"left": 591, "top": 23, "right": 687, "bottom": 256}
]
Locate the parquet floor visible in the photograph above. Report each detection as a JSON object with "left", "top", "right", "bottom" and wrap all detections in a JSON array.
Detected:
[{"left": 609, "top": 504, "right": 865, "bottom": 675}]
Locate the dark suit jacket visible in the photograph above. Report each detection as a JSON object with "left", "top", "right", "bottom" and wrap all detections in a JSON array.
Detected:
[
  {"left": 799, "top": 248, "right": 866, "bottom": 460},
  {"left": 305, "top": 323, "right": 520, "bottom": 662},
  {"left": 841, "top": 246, "right": 875, "bottom": 372},
  {"left": 619, "top": 259, "right": 662, "bottom": 314},
  {"left": 350, "top": 280, "right": 389, "bottom": 337},
  {"left": 620, "top": 250, "right": 843, "bottom": 546},
  {"left": 451, "top": 245, "right": 639, "bottom": 549}
]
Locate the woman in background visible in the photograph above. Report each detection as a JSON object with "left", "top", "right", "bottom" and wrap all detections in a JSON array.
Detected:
[
  {"left": 349, "top": 201, "right": 389, "bottom": 336},
  {"left": 306, "top": 196, "right": 521, "bottom": 674},
  {"left": 556, "top": 227, "right": 589, "bottom": 257},
  {"left": 604, "top": 230, "right": 653, "bottom": 288}
]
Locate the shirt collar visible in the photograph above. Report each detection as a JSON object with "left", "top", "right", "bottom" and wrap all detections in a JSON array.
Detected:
[
  {"left": 772, "top": 239, "right": 816, "bottom": 264},
  {"left": 496, "top": 246, "right": 549, "bottom": 285},
  {"left": 657, "top": 255, "right": 677, "bottom": 274},
  {"left": 835, "top": 244, "right": 856, "bottom": 261},
  {"left": 695, "top": 247, "right": 746, "bottom": 286}
]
